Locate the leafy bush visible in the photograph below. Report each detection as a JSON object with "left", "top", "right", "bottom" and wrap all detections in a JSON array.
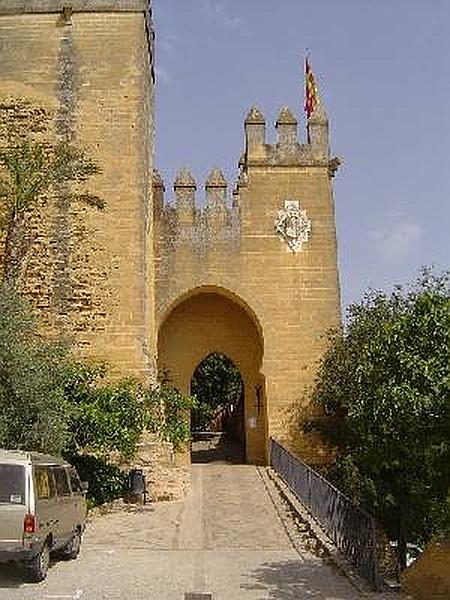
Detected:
[
  {"left": 0, "top": 284, "right": 72, "bottom": 455},
  {"left": 63, "top": 364, "right": 197, "bottom": 455},
  {"left": 0, "top": 283, "right": 197, "bottom": 506},
  {"left": 63, "top": 362, "right": 147, "bottom": 459},
  {"left": 146, "top": 385, "right": 197, "bottom": 450},
  {"left": 311, "top": 269, "right": 450, "bottom": 568},
  {"left": 65, "top": 453, "right": 128, "bottom": 508}
]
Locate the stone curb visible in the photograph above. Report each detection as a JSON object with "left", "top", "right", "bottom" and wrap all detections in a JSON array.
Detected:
[
  {"left": 257, "top": 466, "right": 316, "bottom": 561},
  {"left": 263, "top": 466, "right": 397, "bottom": 599}
]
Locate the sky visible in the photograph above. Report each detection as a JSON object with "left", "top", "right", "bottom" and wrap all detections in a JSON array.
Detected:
[{"left": 153, "top": 0, "right": 450, "bottom": 312}]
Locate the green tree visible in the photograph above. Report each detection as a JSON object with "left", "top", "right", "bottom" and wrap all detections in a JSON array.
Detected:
[
  {"left": 312, "top": 269, "right": 450, "bottom": 569},
  {"left": 0, "top": 284, "right": 71, "bottom": 454},
  {"left": 63, "top": 363, "right": 197, "bottom": 457},
  {"left": 0, "top": 98, "right": 103, "bottom": 284},
  {"left": 62, "top": 362, "right": 148, "bottom": 459},
  {"left": 190, "top": 352, "right": 243, "bottom": 430}
]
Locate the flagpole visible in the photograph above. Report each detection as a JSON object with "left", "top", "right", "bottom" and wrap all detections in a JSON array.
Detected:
[
  {"left": 304, "top": 48, "right": 308, "bottom": 118},
  {"left": 304, "top": 49, "right": 311, "bottom": 143}
]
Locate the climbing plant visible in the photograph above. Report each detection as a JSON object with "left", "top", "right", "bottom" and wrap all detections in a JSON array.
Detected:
[{"left": 146, "top": 384, "right": 197, "bottom": 450}]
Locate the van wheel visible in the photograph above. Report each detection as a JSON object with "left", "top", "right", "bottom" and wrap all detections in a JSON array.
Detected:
[
  {"left": 27, "top": 541, "right": 50, "bottom": 582},
  {"left": 61, "top": 529, "right": 82, "bottom": 560}
]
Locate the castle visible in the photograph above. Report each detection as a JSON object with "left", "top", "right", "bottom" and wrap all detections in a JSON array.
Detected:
[{"left": 0, "top": 0, "right": 341, "bottom": 465}]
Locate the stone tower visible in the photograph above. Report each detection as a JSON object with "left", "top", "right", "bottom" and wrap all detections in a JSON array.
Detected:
[
  {"left": 155, "top": 99, "right": 341, "bottom": 465},
  {"left": 0, "top": 0, "right": 156, "bottom": 380},
  {"left": 0, "top": 1, "right": 341, "bottom": 466}
]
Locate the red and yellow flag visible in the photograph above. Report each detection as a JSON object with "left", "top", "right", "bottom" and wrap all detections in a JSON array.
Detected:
[{"left": 304, "top": 58, "right": 318, "bottom": 118}]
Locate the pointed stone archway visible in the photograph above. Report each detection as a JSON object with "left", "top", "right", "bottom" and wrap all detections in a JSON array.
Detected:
[{"left": 157, "top": 286, "right": 267, "bottom": 464}]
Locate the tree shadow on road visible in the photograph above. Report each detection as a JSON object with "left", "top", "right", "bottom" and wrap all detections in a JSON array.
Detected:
[
  {"left": 191, "top": 432, "right": 245, "bottom": 464},
  {"left": 241, "top": 558, "right": 359, "bottom": 599}
]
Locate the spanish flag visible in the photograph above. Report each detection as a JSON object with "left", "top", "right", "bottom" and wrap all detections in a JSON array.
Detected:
[{"left": 304, "top": 57, "right": 318, "bottom": 118}]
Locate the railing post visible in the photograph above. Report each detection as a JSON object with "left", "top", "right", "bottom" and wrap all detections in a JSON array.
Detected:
[
  {"left": 307, "top": 466, "right": 312, "bottom": 511},
  {"left": 371, "top": 516, "right": 382, "bottom": 591}
]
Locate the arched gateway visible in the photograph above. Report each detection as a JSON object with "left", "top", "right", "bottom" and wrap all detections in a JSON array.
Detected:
[
  {"left": 158, "top": 287, "right": 266, "bottom": 463},
  {"left": 155, "top": 106, "right": 341, "bottom": 465}
]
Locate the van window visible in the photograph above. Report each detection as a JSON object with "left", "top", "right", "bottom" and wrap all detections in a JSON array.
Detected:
[
  {"left": 34, "top": 466, "right": 56, "bottom": 500},
  {"left": 53, "top": 467, "right": 71, "bottom": 496},
  {"left": 68, "top": 467, "right": 83, "bottom": 493},
  {"left": 0, "top": 464, "right": 25, "bottom": 504}
]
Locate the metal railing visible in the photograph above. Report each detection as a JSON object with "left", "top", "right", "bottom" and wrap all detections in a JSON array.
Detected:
[{"left": 270, "top": 438, "right": 382, "bottom": 591}]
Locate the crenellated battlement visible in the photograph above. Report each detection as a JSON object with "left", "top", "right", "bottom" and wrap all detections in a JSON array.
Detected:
[
  {"left": 155, "top": 94, "right": 342, "bottom": 465},
  {"left": 153, "top": 168, "right": 240, "bottom": 251},
  {"left": 154, "top": 100, "right": 341, "bottom": 254},
  {"left": 241, "top": 104, "right": 340, "bottom": 177}
]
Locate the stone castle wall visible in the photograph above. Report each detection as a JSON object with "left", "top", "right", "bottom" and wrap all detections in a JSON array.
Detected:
[
  {"left": 0, "top": 0, "right": 156, "bottom": 380},
  {"left": 155, "top": 105, "right": 342, "bottom": 465},
  {"left": 1, "top": 1, "right": 342, "bottom": 471}
]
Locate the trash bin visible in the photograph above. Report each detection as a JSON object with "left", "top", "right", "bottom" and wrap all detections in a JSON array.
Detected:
[{"left": 128, "top": 469, "right": 146, "bottom": 503}]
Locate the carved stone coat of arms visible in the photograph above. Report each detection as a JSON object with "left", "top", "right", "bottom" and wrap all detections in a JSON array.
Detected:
[{"left": 275, "top": 200, "right": 311, "bottom": 252}]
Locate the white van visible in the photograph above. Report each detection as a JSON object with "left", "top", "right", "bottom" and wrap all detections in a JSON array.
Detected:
[{"left": 0, "top": 449, "right": 87, "bottom": 581}]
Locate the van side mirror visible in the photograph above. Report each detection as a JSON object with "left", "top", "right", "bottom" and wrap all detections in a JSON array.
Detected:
[{"left": 81, "top": 481, "right": 89, "bottom": 492}]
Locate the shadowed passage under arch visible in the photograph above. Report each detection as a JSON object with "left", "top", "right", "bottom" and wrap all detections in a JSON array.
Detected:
[
  {"left": 190, "top": 352, "right": 245, "bottom": 463},
  {"left": 157, "top": 289, "right": 267, "bottom": 464}
]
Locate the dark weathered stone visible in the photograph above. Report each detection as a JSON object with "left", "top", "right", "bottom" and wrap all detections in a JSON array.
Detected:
[{"left": 0, "top": 1, "right": 148, "bottom": 14}]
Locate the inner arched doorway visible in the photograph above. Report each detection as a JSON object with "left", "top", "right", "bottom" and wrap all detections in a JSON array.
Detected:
[
  {"left": 191, "top": 352, "right": 245, "bottom": 463},
  {"left": 157, "top": 288, "right": 267, "bottom": 464}
]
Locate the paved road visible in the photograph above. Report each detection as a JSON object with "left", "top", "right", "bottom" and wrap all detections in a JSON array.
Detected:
[{"left": 0, "top": 461, "right": 370, "bottom": 599}]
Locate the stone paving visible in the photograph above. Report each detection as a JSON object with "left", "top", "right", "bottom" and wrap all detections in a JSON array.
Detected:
[{"left": 0, "top": 440, "right": 387, "bottom": 599}]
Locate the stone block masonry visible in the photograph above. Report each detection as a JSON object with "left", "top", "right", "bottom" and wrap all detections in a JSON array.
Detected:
[
  {"left": 1, "top": 0, "right": 342, "bottom": 474},
  {"left": 0, "top": 1, "right": 149, "bottom": 14},
  {"left": 155, "top": 104, "right": 342, "bottom": 466},
  {"left": 0, "top": 0, "right": 156, "bottom": 382}
]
